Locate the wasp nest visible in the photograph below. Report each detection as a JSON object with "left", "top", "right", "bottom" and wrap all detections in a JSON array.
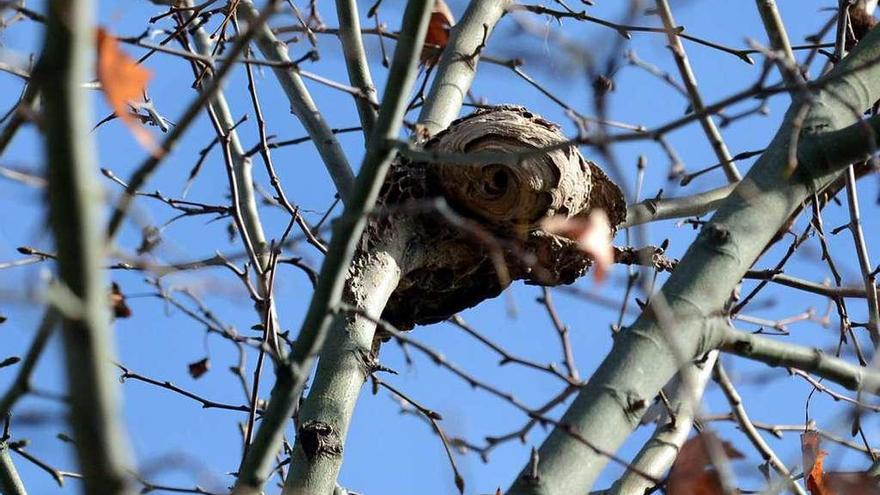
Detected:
[{"left": 379, "top": 105, "right": 626, "bottom": 330}]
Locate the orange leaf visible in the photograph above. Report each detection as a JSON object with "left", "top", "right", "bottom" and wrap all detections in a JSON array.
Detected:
[
  {"left": 803, "top": 431, "right": 833, "bottom": 495},
  {"left": 420, "top": 0, "right": 455, "bottom": 67},
  {"left": 96, "top": 28, "right": 158, "bottom": 154},
  {"left": 668, "top": 433, "right": 743, "bottom": 495},
  {"left": 541, "top": 209, "right": 613, "bottom": 282},
  {"left": 801, "top": 432, "right": 880, "bottom": 495}
]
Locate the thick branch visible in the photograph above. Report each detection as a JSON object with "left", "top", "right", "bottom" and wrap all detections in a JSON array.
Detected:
[
  {"left": 230, "top": 2, "right": 433, "bottom": 492},
  {"left": 0, "top": 441, "right": 26, "bottom": 495},
  {"left": 282, "top": 240, "right": 408, "bottom": 494},
  {"left": 335, "top": 0, "right": 378, "bottom": 138},
  {"left": 417, "top": 0, "right": 512, "bottom": 136},
  {"left": 605, "top": 353, "right": 717, "bottom": 495},
  {"left": 507, "top": 24, "right": 880, "bottom": 495},
  {"left": 719, "top": 326, "right": 880, "bottom": 395},
  {"left": 40, "top": 0, "right": 135, "bottom": 492}
]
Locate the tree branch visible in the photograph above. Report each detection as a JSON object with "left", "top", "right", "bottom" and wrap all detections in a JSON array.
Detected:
[
  {"left": 335, "top": 0, "right": 378, "bottom": 138},
  {"left": 655, "top": 0, "right": 741, "bottom": 182},
  {"left": 0, "top": 309, "right": 57, "bottom": 418},
  {"left": 507, "top": 24, "right": 880, "bottom": 495},
  {"left": 622, "top": 182, "right": 738, "bottom": 228},
  {"left": 40, "top": 0, "right": 136, "bottom": 492},
  {"left": 236, "top": 0, "right": 356, "bottom": 202},
  {"left": 719, "top": 325, "right": 880, "bottom": 395},
  {"left": 230, "top": 1, "right": 433, "bottom": 492},
  {"left": 417, "top": 0, "right": 512, "bottom": 136},
  {"left": 0, "top": 439, "right": 26, "bottom": 495},
  {"left": 605, "top": 352, "right": 717, "bottom": 495}
]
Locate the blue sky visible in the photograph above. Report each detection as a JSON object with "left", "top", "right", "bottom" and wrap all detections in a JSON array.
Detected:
[{"left": 1, "top": 0, "right": 878, "bottom": 493}]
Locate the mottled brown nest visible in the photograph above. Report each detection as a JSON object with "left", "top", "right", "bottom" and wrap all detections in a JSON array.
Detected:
[{"left": 376, "top": 105, "right": 626, "bottom": 330}]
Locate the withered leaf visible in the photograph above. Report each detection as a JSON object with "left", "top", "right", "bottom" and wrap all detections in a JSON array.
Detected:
[
  {"left": 421, "top": 0, "right": 455, "bottom": 67},
  {"left": 802, "top": 431, "right": 880, "bottom": 495},
  {"left": 96, "top": 28, "right": 158, "bottom": 154},
  {"left": 110, "top": 282, "right": 132, "bottom": 319},
  {"left": 188, "top": 357, "right": 210, "bottom": 379},
  {"left": 668, "top": 433, "right": 744, "bottom": 495},
  {"left": 541, "top": 209, "right": 613, "bottom": 282}
]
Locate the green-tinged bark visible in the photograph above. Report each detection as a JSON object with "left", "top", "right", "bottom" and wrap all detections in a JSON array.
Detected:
[
  {"left": 719, "top": 326, "right": 880, "bottom": 393},
  {"left": 417, "top": 0, "right": 512, "bottom": 136},
  {"left": 508, "top": 25, "right": 880, "bottom": 495},
  {"left": 282, "top": 236, "right": 410, "bottom": 494},
  {"left": 231, "top": 2, "right": 433, "bottom": 492},
  {"left": 41, "top": 1, "right": 136, "bottom": 493},
  {"left": 605, "top": 352, "right": 717, "bottom": 495},
  {"left": 0, "top": 441, "right": 26, "bottom": 495},
  {"left": 335, "top": 0, "right": 378, "bottom": 138}
]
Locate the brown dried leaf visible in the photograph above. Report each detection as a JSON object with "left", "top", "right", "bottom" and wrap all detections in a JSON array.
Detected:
[
  {"left": 802, "top": 431, "right": 880, "bottom": 495},
  {"left": 420, "top": 0, "right": 455, "bottom": 67},
  {"left": 668, "top": 433, "right": 744, "bottom": 495},
  {"left": 96, "top": 28, "right": 158, "bottom": 154},
  {"left": 541, "top": 209, "right": 613, "bottom": 282},
  {"left": 110, "top": 282, "right": 132, "bottom": 319},
  {"left": 825, "top": 472, "right": 880, "bottom": 495},
  {"left": 188, "top": 358, "right": 210, "bottom": 379}
]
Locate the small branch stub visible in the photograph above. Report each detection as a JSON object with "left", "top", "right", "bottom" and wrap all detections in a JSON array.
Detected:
[{"left": 378, "top": 105, "right": 625, "bottom": 330}]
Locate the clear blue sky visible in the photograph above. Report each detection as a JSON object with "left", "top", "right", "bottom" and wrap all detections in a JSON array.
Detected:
[{"left": 1, "top": 0, "right": 878, "bottom": 493}]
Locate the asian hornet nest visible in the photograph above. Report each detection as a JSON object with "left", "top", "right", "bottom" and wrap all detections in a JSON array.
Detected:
[{"left": 372, "top": 105, "right": 626, "bottom": 330}]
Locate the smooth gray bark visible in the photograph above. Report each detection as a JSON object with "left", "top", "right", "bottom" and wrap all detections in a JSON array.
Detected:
[
  {"left": 231, "top": 2, "right": 433, "bottom": 492},
  {"left": 417, "top": 0, "right": 512, "bottom": 136},
  {"left": 335, "top": 0, "right": 378, "bottom": 138},
  {"left": 508, "top": 25, "right": 880, "bottom": 495},
  {"left": 41, "top": 0, "right": 136, "bottom": 493},
  {"left": 282, "top": 238, "right": 410, "bottom": 494},
  {"left": 0, "top": 441, "right": 26, "bottom": 495}
]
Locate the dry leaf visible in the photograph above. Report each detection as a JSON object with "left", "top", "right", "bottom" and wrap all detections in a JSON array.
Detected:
[
  {"left": 420, "top": 0, "right": 455, "bottom": 67},
  {"left": 110, "top": 282, "right": 132, "bottom": 319},
  {"left": 826, "top": 472, "right": 880, "bottom": 495},
  {"left": 541, "top": 209, "right": 613, "bottom": 282},
  {"left": 188, "top": 358, "right": 210, "bottom": 379},
  {"left": 802, "top": 431, "right": 880, "bottom": 495},
  {"left": 96, "top": 28, "right": 158, "bottom": 154},
  {"left": 668, "top": 433, "right": 744, "bottom": 495}
]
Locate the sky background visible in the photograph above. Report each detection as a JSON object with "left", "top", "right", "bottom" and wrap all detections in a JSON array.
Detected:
[{"left": 1, "top": 0, "right": 879, "bottom": 494}]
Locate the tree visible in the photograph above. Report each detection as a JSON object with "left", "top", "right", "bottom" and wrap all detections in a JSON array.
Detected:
[{"left": 0, "top": 0, "right": 879, "bottom": 494}]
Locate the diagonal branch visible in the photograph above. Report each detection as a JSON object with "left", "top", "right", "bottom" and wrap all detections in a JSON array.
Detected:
[
  {"left": 236, "top": 0, "right": 356, "bottom": 202},
  {"left": 655, "top": 0, "right": 741, "bottom": 182},
  {"left": 335, "top": 0, "right": 378, "bottom": 138},
  {"left": 719, "top": 325, "right": 880, "bottom": 394},
  {"left": 507, "top": 24, "right": 880, "bottom": 495},
  {"left": 417, "top": 0, "right": 512, "bottom": 136},
  {"left": 230, "top": 2, "right": 433, "bottom": 492}
]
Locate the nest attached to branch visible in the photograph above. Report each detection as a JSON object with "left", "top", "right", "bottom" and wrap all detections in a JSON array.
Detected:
[{"left": 378, "top": 105, "right": 626, "bottom": 330}]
